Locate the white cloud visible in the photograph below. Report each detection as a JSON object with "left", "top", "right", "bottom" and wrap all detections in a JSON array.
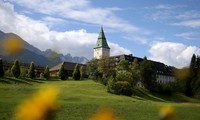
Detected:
[
  {"left": 109, "top": 42, "right": 132, "bottom": 56},
  {"left": 172, "top": 19, "right": 200, "bottom": 28},
  {"left": 7, "top": 0, "right": 140, "bottom": 32},
  {"left": 149, "top": 42, "right": 200, "bottom": 68},
  {"left": 0, "top": 1, "right": 131, "bottom": 59},
  {"left": 175, "top": 32, "right": 199, "bottom": 40},
  {"left": 175, "top": 10, "right": 200, "bottom": 20}
]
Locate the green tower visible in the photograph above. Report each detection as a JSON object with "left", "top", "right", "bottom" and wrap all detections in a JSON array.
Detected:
[{"left": 94, "top": 27, "right": 110, "bottom": 59}]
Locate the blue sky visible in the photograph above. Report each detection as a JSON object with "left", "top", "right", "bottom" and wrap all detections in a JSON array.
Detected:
[{"left": 0, "top": 0, "right": 200, "bottom": 68}]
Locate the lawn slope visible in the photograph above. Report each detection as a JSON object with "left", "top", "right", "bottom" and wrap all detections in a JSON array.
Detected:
[{"left": 0, "top": 79, "right": 200, "bottom": 120}]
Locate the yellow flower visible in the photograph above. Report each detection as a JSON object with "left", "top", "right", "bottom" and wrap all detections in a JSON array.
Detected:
[
  {"left": 89, "top": 107, "right": 118, "bottom": 120},
  {"left": 2, "top": 35, "right": 24, "bottom": 54},
  {"left": 159, "top": 105, "right": 176, "bottom": 120},
  {"left": 15, "top": 85, "right": 59, "bottom": 120}
]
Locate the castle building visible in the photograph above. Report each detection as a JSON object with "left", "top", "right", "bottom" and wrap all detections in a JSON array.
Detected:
[
  {"left": 94, "top": 27, "right": 175, "bottom": 84},
  {"left": 94, "top": 27, "right": 110, "bottom": 59}
]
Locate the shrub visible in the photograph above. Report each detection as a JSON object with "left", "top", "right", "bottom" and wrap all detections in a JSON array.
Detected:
[
  {"left": 20, "top": 66, "right": 28, "bottom": 78},
  {"left": 11, "top": 60, "right": 21, "bottom": 78},
  {"left": 44, "top": 65, "right": 50, "bottom": 80},
  {"left": 72, "top": 64, "right": 80, "bottom": 80},
  {"left": 5, "top": 69, "right": 13, "bottom": 77},
  {"left": 58, "top": 64, "right": 67, "bottom": 80},
  {"left": 28, "top": 62, "right": 36, "bottom": 79},
  {"left": 0, "top": 58, "right": 4, "bottom": 77},
  {"left": 113, "top": 81, "right": 132, "bottom": 96},
  {"left": 107, "top": 76, "right": 115, "bottom": 93},
  {"left": 116, "top": 71, "right": 135, "bottom": 86},
  {"left": 157, "top": 82, "right": 175, "bottom": 95},
  {"left": 40, "top": 73, "right": 44, "bottom": 79},
  {"left": 80, "top": 66, "right": 86, "bottom": 80}
]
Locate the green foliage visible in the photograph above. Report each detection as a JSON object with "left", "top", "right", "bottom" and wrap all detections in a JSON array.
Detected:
[
  {"left": 28, "top": 62, "right": 36, "bottom": 79},
  {"left": 129, "top": 60, "right": 141, "bottom": 85},
  {"left": 44, "top": 65, "right": 50, "bottom": 80},
  {"left": 20, "top": 66, "right": 28, "bottom": 78},
  {"left": 97, "top": 57, "right": 116, "bottom": 78},
  {"left": 113, "top": 81, "right": 133, "bottom": 96},
  {"left": 4, "top": 69, "right": 13, "bottom": 77},
  {"left": 116, "top": 60, "right": 129, "bottom": 71},
  {"left": 157, "top": 82, "right": 175, "bottom": 95},
  {"left": 40, "top": 73, "right": 44, "bottom": 79},
  {"left": 185, "top": 54, "right": 200, "bottom": 96},
  {"left": 107, "top": 76, "right": 115, "bottom": 93},
  {"left": 11, "top": 60, "right": 21, "bottom": 78},
  {"left": 86, "top": 59, "right": 99, "bottom": 80},
  {"left": 140, "top": 58, "right": 157, "bottom": 91},
  {"left": 58, "top": 64, "right": 67, "bottom": 80},
  {"left": 0, "top": 58, "right": 4, "bottom": 77},
  {"left": 116, "top": 70, "right": 135, "bottom": 86},
  {"left": 107, "top": 75, "right": 133, "bottom": 96},
  {"left": 72, "top": 64, "right": 80, "bottom": 80},
  {"left": 80, "top": 66, "right": 86, "bottom": 80}
]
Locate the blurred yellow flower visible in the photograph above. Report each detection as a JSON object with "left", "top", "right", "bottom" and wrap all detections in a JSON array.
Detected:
[
  {"left": 2, "top": 35, "right": 24, "bottom": 54},
  {"left": 15, "top": 85, "right": 59, "bottom": 120},
  {"left": 159, "top": 105, "right": 176, "bottom": 120},
  {"left": 89, "top": 107, "right": 118, "bottom": 120}
]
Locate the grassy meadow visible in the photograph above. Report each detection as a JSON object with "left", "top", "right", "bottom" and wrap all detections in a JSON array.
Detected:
[{"left": 0, "top": 78, "right": 200, "bottom": 120}]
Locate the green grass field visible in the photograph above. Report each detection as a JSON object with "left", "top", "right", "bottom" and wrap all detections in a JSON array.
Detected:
[{"left": 0, "top": 78, "right": 200, "bottom": 120}]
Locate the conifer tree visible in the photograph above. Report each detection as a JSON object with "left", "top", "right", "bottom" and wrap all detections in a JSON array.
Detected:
[
  {"left": 58, "top": 64, "right": 67, "bottom": 80},
  {"left": 11, "top": 60, "right": 21, "bottom": 78},
  {"left": 80, "top": 65, "right": 86, "bottom": 80},
  {"left": 140, "top": 58, "right": 156, "bottom": 91},
  {"left": 44, "top": 65, "right": 50, "bottom": 80},
  {"left": 0, "top": 58, "right": 4, "bottom": 77},
  {"left": 185, "top": 54, "right": 197, "bottom": 96},
  {"left": 28, "top": 62, "right": 36, "bottom": 79},
  {"left": 72, "top": 64, "right": 80, "bottom": 80}
]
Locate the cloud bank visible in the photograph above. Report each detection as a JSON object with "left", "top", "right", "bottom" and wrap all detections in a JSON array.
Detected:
[
  {"left": 0, "top": 1, "right": 131, "bottom": 59},
  {"left": 149, "top": 42, "right": 200, "bottom": 68}
]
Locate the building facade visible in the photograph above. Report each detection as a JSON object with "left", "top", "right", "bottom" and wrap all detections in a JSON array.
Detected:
[
  {"left": 94, "top": 27, "right": 110, "bottom": 59},
  {"left": 111, "top": 54, "right": 176, "bottom": 84}
]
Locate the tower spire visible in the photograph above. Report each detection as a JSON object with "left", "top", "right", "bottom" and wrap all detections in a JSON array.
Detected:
[
  {"left": 93, "top": 27, "right": 110, "bottom": 59},
  {"left": 95, "top": 27, "right": 110, "bottom": 49}
]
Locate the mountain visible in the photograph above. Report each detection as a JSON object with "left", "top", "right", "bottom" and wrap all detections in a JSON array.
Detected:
[{"left": 0, "top": 30, "right": 88, "bottom": 67}]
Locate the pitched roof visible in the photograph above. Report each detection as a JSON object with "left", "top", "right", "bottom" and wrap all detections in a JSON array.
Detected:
[{"left": 94, "top": 27, "right": 110, "bottom": 49}]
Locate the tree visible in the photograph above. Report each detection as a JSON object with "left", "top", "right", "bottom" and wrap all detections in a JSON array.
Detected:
[
  {"left": 0, "top": 58, "right": 4, "bottom": 77},
  {"left": 97, "top": 57, "right": 116, "bottom": 78},
  {"left": 72, "top": 64, "right": 80, "bottom": 80},
  {"left": 20, "top": 66, "right": 28, "bottom": 78},
  {"left": 129, "top": 59, "right": 141, "bottom": 85},
  {"left": 58, "top": 64, "right": 67, "bottom": 80},
  {"left": 140, "top": 58, "right": 157, "bottom": 91},
  {"left": 116, "top": 70, "right": 134, "bottom": 86},
  {"left": 80, "top": 65, "right": 86, "bottom": 80},
  {"left": 116, "top": 60, "right": 129, "bottom": 71},
  {"left": 44, "top": 65, "right": 50, "bottom": 80},
  {"left": 28, "top": 62, "right": 36, "bottom": 79},
  {"left": 11, "top": 60, "right": 21, "bottom": 78},
  {"left": 86, "top": 59, "right": 99, "bottom": 80}
]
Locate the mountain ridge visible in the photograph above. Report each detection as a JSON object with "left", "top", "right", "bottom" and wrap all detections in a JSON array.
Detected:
[{"left": 0, "top": 30, "right": 88, "bottom": 67}]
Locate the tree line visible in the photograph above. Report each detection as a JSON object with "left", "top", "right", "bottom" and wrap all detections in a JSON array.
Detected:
[
  {"left": 86, "top": 57, "right": 161, "bottom": 96},
  {"left": 0, "top": 59, "right": 50, "bottom": 80},
  {"left": 86, "top": 54, "right": 200, "bottom": 97}
]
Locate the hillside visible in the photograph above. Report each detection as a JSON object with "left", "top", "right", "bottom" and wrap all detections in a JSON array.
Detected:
[
  {"left": 0, "top": 30, "right": 88, "bottom": 67},
  {"left": 0, "top": 79, "right": 200, "bottom": 120}
]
